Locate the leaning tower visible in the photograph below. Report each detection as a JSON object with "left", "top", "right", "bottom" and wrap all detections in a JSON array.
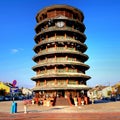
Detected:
[{"left": 31, "top": 5, "right": 91, "bottom": 105}]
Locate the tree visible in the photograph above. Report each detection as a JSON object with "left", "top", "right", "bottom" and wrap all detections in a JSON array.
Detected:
[
  {"left": 0, "top": 89, "right": 5, "bottom": 96},
  {"left": 107, "top": 90, "right": 112, "bottom": 96},
  {"left": 116, "top": 85, "right": 120, "bottom": 94}
]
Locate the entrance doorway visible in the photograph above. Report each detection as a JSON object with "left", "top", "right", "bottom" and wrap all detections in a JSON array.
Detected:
[{"left": 57, "top": 90, "right": 65, "bottom": 97}]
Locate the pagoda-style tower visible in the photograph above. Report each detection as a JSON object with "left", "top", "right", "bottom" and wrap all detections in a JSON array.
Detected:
[{"left": 31, "top": 5, "right": 91, "bottom": 105}]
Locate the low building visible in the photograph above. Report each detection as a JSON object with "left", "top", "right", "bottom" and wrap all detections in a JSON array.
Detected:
[
  {"left": 22, "top": 88, "right": 32, "bottom": 96},
  {"left": 0, "top": 81, "right": 10, "bottom": 95},
  {"left": 102, "top": 86, "right": 112, "bottom": 98}
]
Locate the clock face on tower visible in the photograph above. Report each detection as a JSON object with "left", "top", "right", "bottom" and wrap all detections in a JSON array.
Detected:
[{"left": 56, "top": 21, "right": 65, "bottom": 28}]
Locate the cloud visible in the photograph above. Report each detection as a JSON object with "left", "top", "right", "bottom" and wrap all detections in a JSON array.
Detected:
[
  {"left": 11, "top": 48, "right": 24, "bottom": 54},
  {"left": 11, "top": 49, "right": 19, "bottom": 53}
]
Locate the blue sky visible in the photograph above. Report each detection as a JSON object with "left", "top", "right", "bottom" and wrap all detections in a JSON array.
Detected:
[{"left": 0, "top": 0, "right": 120, "bottom": 88}]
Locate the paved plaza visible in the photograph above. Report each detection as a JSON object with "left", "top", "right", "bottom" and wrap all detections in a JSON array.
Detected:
[{"left": 0, "top": 101, "right": 120, "bottom": 120}]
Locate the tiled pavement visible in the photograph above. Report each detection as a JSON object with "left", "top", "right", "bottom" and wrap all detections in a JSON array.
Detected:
[
  {"left": 0, "top": 112, "right": 120, "bottom": 120},
  {"left": 0, "top": 101, "right": 120, "bottom": 120}
]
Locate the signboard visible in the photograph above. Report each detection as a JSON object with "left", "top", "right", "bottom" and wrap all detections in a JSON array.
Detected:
[
  {"left": 12, "top": 80, "right": 17, "bottom": 87},
  {"left": 10, "top": 87, "right": 19, "bottom": 93}
]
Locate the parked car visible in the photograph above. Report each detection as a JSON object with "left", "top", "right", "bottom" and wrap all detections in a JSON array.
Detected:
[
  {"left": 0, "top": 96, "right": 4, "bottom": 101},
  {"left": 4, "top": 96, "right": 12, "bottom": 101},
  {"left": 94, "top": 97, "right": 110, "bottom": 104},
  {"left": 13, "top": 95, "right": 24, "bottom": 100},
  {"left": 110, "top": 96, "right": 116, "bottom": 101},
  {"left": 17, "top": 95, "right": 24, "bottom": 100},
  {"left": 116, "top": 94, "right": 120, "bottom": 101}
]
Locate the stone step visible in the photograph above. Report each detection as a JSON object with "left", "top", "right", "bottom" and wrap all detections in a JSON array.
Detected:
[{"left": 55, "top": 97, "right": 70, "bottom": 106}]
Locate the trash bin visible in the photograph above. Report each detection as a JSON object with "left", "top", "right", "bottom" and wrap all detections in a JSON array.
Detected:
[
  {"left": 14, "top": 102, "right": 17, "bottom": 113},
  {"left": 10, "top": 102, "right": 17, "bottom": 113},
  {"left": 10, "top": 102, "right": 14, "bottom": 113}
]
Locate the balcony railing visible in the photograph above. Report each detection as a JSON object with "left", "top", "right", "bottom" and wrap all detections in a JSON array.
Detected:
[
  {"left": 36, "top": 26, "right": 85, "bottom": 38},
  {"left": 38, "top": 47, "right": 81, "bottom": 54},
  {"left": 37, "top": 70, "right": 84, "bottom": 76},
  {"left": 38, "top": 58, "right": 80, "bottom": 64}
]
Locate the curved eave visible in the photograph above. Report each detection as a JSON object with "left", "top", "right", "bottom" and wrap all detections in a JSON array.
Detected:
[
  {"left": 32, "top": 85, "right": 90, "bottom": 91},
  {"left": 32, "top": 61, "right": 90, "bottom": 71},
  {"left": 35, "top": 17, "right": 85, "bottom": 32},
  {"left": 33, "top": 39, "right": 87, "bottom": 53},
  {"left": 31, "top": 73, "right": 91, "bottom": 81},
  {"left": 34, "top": 27, "right": 86, "bottom": 43},
  {"left": 32, "top": 51, "right": 89, "bottom": 62},
  {"left": 36, "top": 4, "right": 84, "bottom": 22}
]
